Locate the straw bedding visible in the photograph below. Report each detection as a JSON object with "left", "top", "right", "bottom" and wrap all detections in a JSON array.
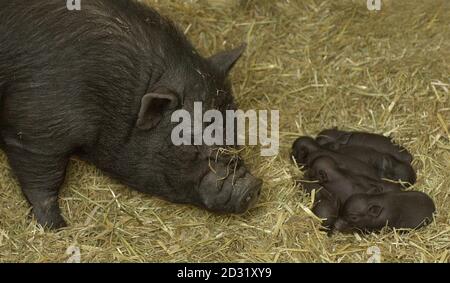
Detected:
[{"left": 0, "top": 0, "right": 449, "bottom": 262}]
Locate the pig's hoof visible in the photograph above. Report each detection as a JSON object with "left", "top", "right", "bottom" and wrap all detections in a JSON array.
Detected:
[
  {"left": 47, "top": 217, "right": 67, "bottom": 230},
  {"left": 32, "top": 209, "right": 67, "bottom": 230},
  {"left": 38, "top": 217, "right": 67, "bottom": 230}
]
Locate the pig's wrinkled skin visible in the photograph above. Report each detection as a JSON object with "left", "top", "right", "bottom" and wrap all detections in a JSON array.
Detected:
[
  {"left": 334, "top": 191, "right": 435, "bottom": 233},
  {"left": 0, "top": 0, "right": 262, "bottom": 229},
  {"left": 316, "top": 129, "right": 413, "bottom": 164}
]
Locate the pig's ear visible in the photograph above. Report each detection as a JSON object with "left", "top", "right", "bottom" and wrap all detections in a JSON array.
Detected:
[
  {"left": 209, "top": 43, "right": 246, "bottom": 74},
  {"left": 136, "top": 92, "right": 178, "bottom": 130},
  {"left": 380, "top": 156, "right": 393, "bottom": 171},
  {"left": 337, "top": 132, "right": 352, "bottom": 144},
  {"left": 367, "top": 205, "right": 383, "bottom": 217}
]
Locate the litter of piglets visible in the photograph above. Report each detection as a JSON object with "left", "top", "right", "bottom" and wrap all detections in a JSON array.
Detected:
[{"left": 291, "top": 129, "right": 435, "bottom": 234}]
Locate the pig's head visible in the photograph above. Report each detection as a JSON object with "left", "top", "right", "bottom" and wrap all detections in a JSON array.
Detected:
[
  {"left": 291, "top": 136, "right": 321, "bottom": 166},
  {"left": 98, "top": 44, "right": 262, "bottom": 214},
  {"left": 312, "top": 189, "right": 340, "bottom": 229},
  {"left": 333, "top": 193, "right": 388, "bottom": 233},
  {"left": 308, "top": 156, "right": 339, "bottom": 184}
]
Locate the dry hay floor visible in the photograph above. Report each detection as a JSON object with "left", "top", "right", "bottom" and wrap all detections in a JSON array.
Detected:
[{"left": 0, "top": 0, "right": 449, "bottom": 263}]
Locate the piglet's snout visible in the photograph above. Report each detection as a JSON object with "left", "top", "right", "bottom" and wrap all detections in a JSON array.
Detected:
[{"left": 333, "top": 218, "right": 351, "bottom": 233}]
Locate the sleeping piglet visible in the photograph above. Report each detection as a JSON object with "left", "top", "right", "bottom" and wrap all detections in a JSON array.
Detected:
[
  {"left": 308, "top": 156, "right": 402, "bottom": 205},
  {"left": 307, "top": 157, "right": 399, "bottom": 230},
  {"left": 306, "top": 149, "right": 379, "bottom": 180},
  {"left": 311, "top": 188, "right": 340, "bottom": 229},
  {"left": 316, "top": 129, "right": 413, "bottom": 164},
  {"left": 334, "top": 191, "right": 435, "bottom": 233},
  {"left": 292, "top": 136, "right": 414, "bottom": 185},
  {"left": 292, "top": 136, "right": 380, "bottom": 179},
  {"left": 335, "top": 145, "right": 416, "bottom": 185},
  {"left": 291, "top": 136, "right": 321, "bottom": 166}
]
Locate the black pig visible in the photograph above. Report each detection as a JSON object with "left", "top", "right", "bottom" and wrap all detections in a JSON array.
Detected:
[
  {"left": 0, "top": 0, "right": 262, "bottom": 229},
  {"left": 291, "top": 136, "right": 319, "bottom": 166},
  {"left": 293, "top": 137, "right": 381, "bottom": 179},
  {"left": 309, "top": 157, "right": 402, "bottom": 204},
  {"left": 292, "top": 136, "right": 414, "bottom": 184},
  {"left": 335, "top": 146, "right": 416, "bottom": 185},
  {"left": 306, "top": 149, "right": 379, "bottom": 179},
  {"left": 316, "top": 129, "right": 413, "bottom": 164},
  {"left": 304, "top": 156, "right": 402, "bottom": 230},
  {"left": 312, "top": 189, "right": 340, "bottom": 229},
  {"left": 295, "top": 176, "right": 339, "bottom": 229},
  {"left": 296, "top": 178, "right": 322, "bottom": 194},
  {"left": 334, "top": 191, "right": 435, "bottom": 233}
]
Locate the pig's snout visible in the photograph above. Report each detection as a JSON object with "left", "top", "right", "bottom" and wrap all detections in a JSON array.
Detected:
[
  {"left": 198, "top": 165, "right": 262, "bottom": 214},
  {"left": 233, "top": 173, "right": 262, "bottom": 213},
  {"left": 333, "top": 218, "right": 352, "bottom": 233}
]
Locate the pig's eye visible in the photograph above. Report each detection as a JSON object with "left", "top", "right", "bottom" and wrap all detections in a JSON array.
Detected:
[
  {"left": 348, "top": 215, "right": 359, "bottom": 223},
  {"left": 368, "top": 205, "right": 382, "bottom": 217}
]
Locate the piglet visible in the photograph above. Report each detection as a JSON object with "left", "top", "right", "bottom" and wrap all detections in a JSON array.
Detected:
[
  {"left": 335, "top": 145, "right": 416, "bottom": 185},
  {"left": 306, "top": 149, "right": 379, "bottom": 180},
  {"left": 309, "top": 156, "right": 402, "bottom": 205},
  {"left": 292, "top": 136, "right": 380, "bottom": 179},
  {"left": 316, "top": 129, "right": 413, "bottom": 164},
  {"left": 312, "top": 188, "right": 340, "bottom": 229},
  {"left": 334, "top": 191, "right": 435, "bottom": 233},
  {"left": 291, "top": 136, "right": 321, "bottom": 166},
  {"left": 306, "top": 157, "right": 399, "bottom": 230}
]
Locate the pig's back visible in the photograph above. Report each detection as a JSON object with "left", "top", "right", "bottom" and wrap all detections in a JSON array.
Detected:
[
  {"left": 0, "top": 0, "right": 191, "bottom": 154},
  {"left": 393, "top": 192, "right": 435, "bottom": 228}
]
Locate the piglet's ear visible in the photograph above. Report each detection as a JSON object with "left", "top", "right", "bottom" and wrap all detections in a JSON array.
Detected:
[
  {"left": 209, "top": 43, "right": 246, "bottom": 75},
  {"left": 380, "top": 156, "right": 393, "bottom": 171},
  {"left": 136, "top": 91, "right": 178, "bottom": 130},
  {"left": 336, "top": 132, "right": 352, "bottom": 144},
  {"left": 368, "top": 205, "right": 383, "bottom": 217}
]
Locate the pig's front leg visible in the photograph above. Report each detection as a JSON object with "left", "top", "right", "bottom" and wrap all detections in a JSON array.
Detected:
[{"left": 4, "top": 145, "right": 68, "bottom": 229}]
